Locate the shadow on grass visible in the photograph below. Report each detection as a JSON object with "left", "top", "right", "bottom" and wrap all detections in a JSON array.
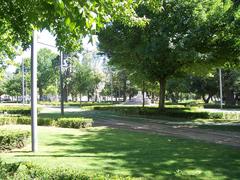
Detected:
[
  {"left": 18, "top": 127, "right": 240, "bottom": 179},
  {"left": 39, "top": 110, "right": 185, "bottom": 124},
  {"left": 39, "top": 107, "right": 220, "bottom": 124}
]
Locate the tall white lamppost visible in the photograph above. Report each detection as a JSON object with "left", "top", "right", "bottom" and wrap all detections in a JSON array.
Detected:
[
  {"left": 31, "top": 30, "right": 38, "bottom": 152},
  {"left": 22, "top": 57, "right": 25, "bottom": 105}
]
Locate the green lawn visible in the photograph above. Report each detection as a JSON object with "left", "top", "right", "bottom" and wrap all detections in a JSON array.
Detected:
[
  {"left": 1, "top": 125, "right": 240, "bottom": 179},
  {"left": 39, "top": 110, "right": 240, "bottom": 132},
  {"left": 39, "top": 109, "right": 240, "bottom": 132}
]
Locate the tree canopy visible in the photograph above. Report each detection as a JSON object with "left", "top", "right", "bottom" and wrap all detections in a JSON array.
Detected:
[
  {"left": 0, "top": 0, "right": 147, "bottom": 55},
  {"left": 98, "top": 0, "right": 240, "bottom": 109},
  {"left": 37, "top": 48, "right": 58, "bottom": 100}
]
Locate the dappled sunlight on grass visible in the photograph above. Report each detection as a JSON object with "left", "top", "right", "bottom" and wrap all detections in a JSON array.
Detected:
[{"left": 0, "top": 125, "right": 240, "bottom": 179}]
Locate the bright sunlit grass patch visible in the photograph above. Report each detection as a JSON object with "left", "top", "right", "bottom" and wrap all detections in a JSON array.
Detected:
[{"left": 0, "top": 125, "right": 240, "bottom": 179}]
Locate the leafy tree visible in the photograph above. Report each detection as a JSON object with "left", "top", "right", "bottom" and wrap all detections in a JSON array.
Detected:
[
  {"left": 166, "top": 77, "right": 190, "bottom": 103},
  {"left": 0, "top": 19, "right": 20, "bottom": 75},
  {"left": 222, "top": 68, "right": 240, "bottom": 106},
  {"left": 62, "top": 53, "right": 79, "bottom": 101},
  {"left": 4, "top": 74, "right": 22, "bottom": 99},
  {"left": 99, "top": 0, "right": 238, "bottom": 109},
  {"left": 37, "top": 48, "right": 58, "bottom": 100},
  {"left": 0, "top": 80, "right": 6, "bottom": 102},
  {"left": 87, "top": 72, "right": 102, "bottom": 102},
  {"left": 188, "top": 74, "right": 219, "bottom": 104},
  {"left": 71, "top": 63, "right": 101, "bottom": 104},
  {"left": 0, "top": 0, "right": 146, "bottom": 55},
  {"left": 43, "top": 85, "right": 58, "bottom": 100}
]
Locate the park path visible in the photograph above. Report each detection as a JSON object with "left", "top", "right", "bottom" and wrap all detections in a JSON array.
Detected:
[
  {"left": 41, "top": 106, "right": 240, "bottom": 148},
  {"left": 93, "top": 115, "right": 240, "bottom": 148}
]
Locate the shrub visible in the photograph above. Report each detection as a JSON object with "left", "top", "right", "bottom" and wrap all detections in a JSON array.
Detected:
[
  {"left": 57, "top": 118, "right": 93, "bottom": 128},
  {"left": 0, "top": 161, "right": 133, "bottom": 180},
  {"left": 204, "top": 104, "right": 240, "bottom": 109},
  {"left": 0, "top": 116, "right": 31, "bottom": 125},
  {"left": 16, "top": 116, "right": 31, "bottom": 124},
  {"left": 0, "top": 116, "right": 18, "bottom": 125},
  {"left": 0, "top": 106, "right": 31, "bottom": 115},
  {"left": 93, "top": 106, "right": 226, "bottom": 120},
  {"left": 0, "top": 116, "right": 93, "bottom": 128},
  {"left": 38, "top": 118, "right": 56, "bottom": 126},
  {"left": 0, "top": 129, "right": 30, "bottom": 151}
]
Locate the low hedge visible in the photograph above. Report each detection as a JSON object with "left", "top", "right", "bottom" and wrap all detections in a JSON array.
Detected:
[
  {"left": 93, "top": 106, "right": 226, "bottom": 119},
  {"left": 0, "top": 129, "right": 30, "bottom": 151},
  {"left": 0, "top": 161, "right": 132, "bottom": 180},
  {"left": 57, "top": 118, "right": 93, "bottom": 128},
  {"left": 0, "top": 116, "right": 93, "bottom": 129},
  {"left": 0, "top": 106, "right": 31, "bottom": 115},
  {"left": 204, "top": 104, "right": 240, "bottom": 109},
  {"left": 0, "top": 116, "right": 18, "bottom": 125}
]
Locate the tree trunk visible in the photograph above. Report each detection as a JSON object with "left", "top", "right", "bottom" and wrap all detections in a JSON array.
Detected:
[
  {"left": 71, "top": 94, "right": 74, "bottom": 101},
  {"left": 202, "top": 94, "right": 211, "bottom": 104},
  {"left": 79, "top": 94, "right": 82, "bottom": 106},
  {"left": 39, "top": 87, "right": 43, "bottom": 101},
  {"left": 159, "top": 78, "right": 166, "bottom": 110},
  {"left": 87, "top": 91, "right": 90, "bottom": 102},
  {"left": 63, "top": 85, "right": 68, "bottom": 102},
  {"left": 129, "top": 95, "right": 131, "bottom": 100},
  {"left": 151, "top": 93, "right": 154, "bottom": 103},
  {"left": 142, "top": 81, "right": 145, "bottom": 108},
  {"left": 123, "top": 79, "right": 127, "bottom": 102},
  {"left": 224, "top": 89, "right": 235, "bottom": 106}
]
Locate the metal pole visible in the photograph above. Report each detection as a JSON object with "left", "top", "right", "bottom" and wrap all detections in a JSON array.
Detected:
[
  {"left": 22, "top": 57, "right": 25, "bottom": 105},
  {"left": 31, "top": 30, "right": 38, "bottom": 152},
  {"left": 60, "top": 51, "right": 64, "bottom": 115},
  {"left": 219, "top": 68, "right": 223, "bottom": 109}
]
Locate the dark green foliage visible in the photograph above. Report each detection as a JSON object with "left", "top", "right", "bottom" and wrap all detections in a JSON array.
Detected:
[
  {"left": 0, "top": 116, "right": 93, "bottom": 128},
  {"left": 94, "top": 106, "right": 225, "bottom": 119},
  {"left": 204, "top": 104, "right": 240, "bottom": 109},
  {"left": 0, "top": 116, "right": 18, "bottom": 125},
  {"left": 16, "top": 116, "right": 31, "bottom": 125},
  {"left": 0, "top": 0, "right": 143, "bottom": 55},
  {"left": 39, "top": 101, "right": 114, "bottom": 107},
  {"left": 37, "top": 48, "right": 58, "bottom": 100},
  {"left": 0, "top": 130, "right": 30, "bottom": 151},
  {"left": 0, "top": 106, "right": 31, "bottom": 115},
  {"left": 0, "top": 161, "right": 132, "bottom": 180},
  {"left": 57, "top": 118, "right": 93, "bottom": 129},
  {"left": 99, "top": 0, "right": 239, "bottom": 109}
]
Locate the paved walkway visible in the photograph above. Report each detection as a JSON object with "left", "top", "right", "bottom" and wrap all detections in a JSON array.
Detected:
[{"left": 40, "top": 106, "right": 240, "bottom": 148}]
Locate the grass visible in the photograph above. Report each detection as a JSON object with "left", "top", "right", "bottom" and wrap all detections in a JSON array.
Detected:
[
  {"left": 0, "top": 125, "right": 240, "bottom": 179},
  {"left": 38, "top": 108, "right": 240, "bottom": 133}
]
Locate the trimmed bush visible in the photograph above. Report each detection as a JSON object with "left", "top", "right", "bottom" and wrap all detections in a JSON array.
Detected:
[
  {"left": 17, "top": 116, "right": 31, "bottom": 124},
  {"left": 0, "top": 116, "right": 93, "bottom": 128},
  {"left": 0, "top": 129, "right": 30, "bottom": 151},
  {"left": 0, "top": 161, "right": 133, "bottom": 180},
  {"left": 93, "top": 106, "right": 226, "bottom": 120},
  {"left": 0, "top": 116, "right": 31, "bottom": 125},
  {"left": 0, "top": 106, "right": 31, "bottom": 115},
  {"left": 57, "top": 118, "right": 93, "bottom": 128},
  {"left": 0, "top": 116, "right": 18, "bottom": 125},
  {"left": 38, "top": 118, "right": 56, "bottom": 126},
  {"left": 204, "top": 104, "right": 240, "bottom": 109}
]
